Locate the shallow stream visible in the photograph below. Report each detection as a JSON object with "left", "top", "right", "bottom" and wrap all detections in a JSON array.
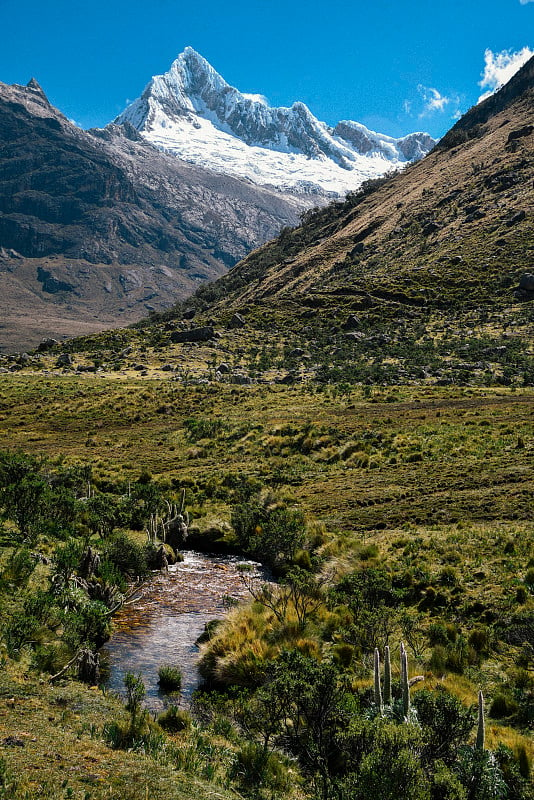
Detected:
[{"left": 101, "top": 551, "right": 268, "bottom": 711}]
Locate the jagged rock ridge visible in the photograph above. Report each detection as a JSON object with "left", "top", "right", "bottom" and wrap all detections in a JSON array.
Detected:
[{"left": 117, "top": 47, "right": 436, "bottom": 196}]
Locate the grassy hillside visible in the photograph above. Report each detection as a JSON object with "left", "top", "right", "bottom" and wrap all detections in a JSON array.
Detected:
[
  {"left": 114, "top": 57, "right": 534, "bottom": 390},
  {"left": 0, "top": 375, "right": 532, "bottom": 797},
  {"left": 0, "top": 57, "right": 533, "bottom": 800}
]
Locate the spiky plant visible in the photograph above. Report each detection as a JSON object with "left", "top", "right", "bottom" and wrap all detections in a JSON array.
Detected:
[
  {"left": 401, "top": 646, "right": 410, "bottom": 719},
  {"left": 476, "top": 691, "right": 485, "bottom": 751},
  {"left": 384, "top": 644, "right": 392, "bottom": 706},
  {"left": 374, "top": 648, "right": 383, "bottom": 714}
]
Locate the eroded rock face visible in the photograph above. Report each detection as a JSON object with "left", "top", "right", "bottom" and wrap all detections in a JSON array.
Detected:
[{"left": 0, "top": 79, "right": 309, "bottom": 350}]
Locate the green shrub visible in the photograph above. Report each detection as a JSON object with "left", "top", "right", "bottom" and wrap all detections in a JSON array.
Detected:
[
  {"left": 157, "top": 705, "right": 191, "bottom": 732},
  {"left": 489, "top": 693, "right": 518, "bottom": 719},
  {"left": 1, "top": 548, "right": 35, "bottom": 587},
  {"left": 332, "top": 642, "right": 355, "bottom": 668},
  {"left": 524, "top": 568, "right": 534, "bottom": 589},
  {"left": 468, "top": 628, "right": 490, "bottom": 655},
  {"left": 359, "top": 544, "right": 379, "bottom": 561},
  {"left": 4, "top": 611, "right": 39, "bottom": 657},
  {"left": 231, "top": 742, "right": 292, "bottom": 796},
  {"left": 439, "top": 566, "right": 459, "bottom": 586},
  {"left": 516, "top": 586, "right": 528, "bottom": 604},
  {"left": 157, "top": 664, "right": 182, "bottom": 693},
  {"left": 101, "top": 531, "right": 148, "bottom": 579}
]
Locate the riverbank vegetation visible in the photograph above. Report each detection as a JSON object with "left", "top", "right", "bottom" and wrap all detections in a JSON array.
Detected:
[{"left": 0, "top": 376, "right": 532, "bottom": 798}]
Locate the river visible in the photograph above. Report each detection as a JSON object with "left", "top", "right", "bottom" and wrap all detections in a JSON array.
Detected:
[{"left": 100, "top": 551, "right": 269, "bottom": 711}]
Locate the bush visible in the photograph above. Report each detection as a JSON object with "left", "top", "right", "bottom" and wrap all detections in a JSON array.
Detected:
[
  {"left": 413, "top": 688, "right": 474, "bottom": 767},
  {"left": 489, "top": 693, "right": 518, "bottom": 719},
  {"left": 231, "top": 492, "right": 306, "bottom": 569},
  {"left": 157, "top": 705, "right": 191, "bottom": 732},
  {"left": 157, "top": 664, "right": 182, "bottom": 693},
  {"left": 4, "top": 611, "right": 39, "bottom": 657},
  {"left": 231, "top": 743, "right": 293, "bottom": 796},
  {"left": 468, "top": 628, "right": 490, "bottom": 655},
  {"left": 101, "top": 531, "right": 148, "bottom": 579},
  {"left": 1, "top": 548, "right": 35, "bottom": 587},
  {"left": 524, "top": 568, "right": 534, "bottom": 589}
]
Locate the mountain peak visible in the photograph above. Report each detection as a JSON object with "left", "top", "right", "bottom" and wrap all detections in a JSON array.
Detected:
[
  {"left": 116, "top": 51, "right": 436, "bottom": 196},
  {"left": 26, "top": 77, "right": 46, "bottom": 94}
]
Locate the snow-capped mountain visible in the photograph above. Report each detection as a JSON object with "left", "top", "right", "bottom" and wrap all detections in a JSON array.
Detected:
[{"left": 116, "top": 48, "right": 436, "bottom": 197}]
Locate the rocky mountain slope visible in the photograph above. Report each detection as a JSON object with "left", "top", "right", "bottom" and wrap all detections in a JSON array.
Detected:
[
  {"left": 0, "top": 79, "right": 309, "bottom": 351},
  {"left": 117, "top": 47, "right": 436, "bottom": 196},
  {"left": 138, "top": 56, "right": 533, "bottom": 387}
]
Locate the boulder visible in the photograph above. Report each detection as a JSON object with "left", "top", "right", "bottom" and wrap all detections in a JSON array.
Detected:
[
  {"left": 37, "top": 337, "right": 59, "bottom": 352},
  {"left": 228, "top": 313, "right": 246, "bottom": 329},
  {"left": 229, "top": 373, "right": 252, "bottom": 385},
  {"left": 507, "top": 210, "right": 526, "bottom": 227},
  {"left": 56, "top": 353, "right": 73, "bottom": 367},
  {"left": 342, "top": 314, "right": 361, "bottom": 330},
  {"left": 170, "top": 326, "right": 214, "bottom": 343},
  {"left": 519, "top": 273, "right": 534, "bottom": 292}
]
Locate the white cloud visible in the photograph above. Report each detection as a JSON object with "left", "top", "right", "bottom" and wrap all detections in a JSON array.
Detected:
[
  {"left": 519, "top": 1, "right": 534, "bottom": 5},
  {"left": 417, "top": 85, "right": 453, "bottom": 116},
  {"left": 478, "top": 46, "right": 534, "bottom": 102}
]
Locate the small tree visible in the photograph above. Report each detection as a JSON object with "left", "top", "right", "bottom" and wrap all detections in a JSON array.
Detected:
[{"left": 124, "top": 671, "right": 146, "bottom": 729}]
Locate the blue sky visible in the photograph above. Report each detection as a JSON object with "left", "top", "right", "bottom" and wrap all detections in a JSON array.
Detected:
[{"left": 1, "top": 0, "right": 532, "bottom": 138}]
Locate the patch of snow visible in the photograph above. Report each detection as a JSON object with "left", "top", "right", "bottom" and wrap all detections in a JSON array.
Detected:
[{"left": 116, "top": 47, "right": 436, "bottom": 197}]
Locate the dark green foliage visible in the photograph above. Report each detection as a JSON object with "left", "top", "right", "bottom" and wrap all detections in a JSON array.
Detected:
[
  {"left": 524, "top": 568, "right": 534, "bottom": 589},
  {"left": 3, "top": 610, "right": 39, "bottom": 657},
  {"left": 352, "top": 747, "right": 431, "bottom": 800},
  {"left": 1, "top": 475, "right": 47, "bottom": 543},
  {"left": 83, "top": 493, "right": 121, "bottom": 539},
  {"left": 230, "top": 742, "right": 292, "bottom": 798},
  {"left": 489, "top": 693, "right": 519, "bottom": 719},
  {"left": 101, "top": 530, "right": 148, "bottom": 579},
  {"left": 124, "top": 671, "right": 146, "bottom": 715},
  {"left": 184, "top": 417, "right": 225, "bottom": 441},
  {"left": 52, "top": 539, "right": 84, "bottom": 588},
  {"left": 157, "top": 705, "right": 191, "bottom": 732},
  {"left": 454, "top": 747, "right": 508, "bottom": 800},
  {"left": 231, "top": 492, "right": 306, "bottom": 570},
  {"left": 329, "top": 567, "right": 399, "bottom": 653},
  {"left": 413, "top": 687, "right": 475, "bottom": 766},
  {"left": 61, "top": 599, "right": 110, "bottom": 649},
  {"left": 157, "top": 664, "right": 182, "bottom": 693},
  {"left": 1, "top": 548, "right": 35, "bottom": 587}
]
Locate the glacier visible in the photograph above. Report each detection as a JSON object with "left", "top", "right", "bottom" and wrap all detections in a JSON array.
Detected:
[{"left": 116, "top": 47, "right": 436, "bottom": 197}]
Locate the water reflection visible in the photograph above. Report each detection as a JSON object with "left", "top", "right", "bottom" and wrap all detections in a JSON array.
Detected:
[{"left": 101, "top": 551, "right": 268, "bottom": 711}]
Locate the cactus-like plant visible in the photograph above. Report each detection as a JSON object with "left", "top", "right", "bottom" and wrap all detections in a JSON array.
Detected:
[
  {"left": 401, "top": 646, "right": 410, "bottom": 719},
  {"left": 476, "top": 690, "right": 485, "bottom": 750},
  {"left": 374, "top": 648, "right": 383, "bottom": 713},
  {"left": 384, "top": 644, "right": 392, "bottom": 706}
]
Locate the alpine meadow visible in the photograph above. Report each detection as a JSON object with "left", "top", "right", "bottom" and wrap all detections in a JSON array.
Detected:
[{"left": 0, "top": 29, "right": 532, "bottom": 800}]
